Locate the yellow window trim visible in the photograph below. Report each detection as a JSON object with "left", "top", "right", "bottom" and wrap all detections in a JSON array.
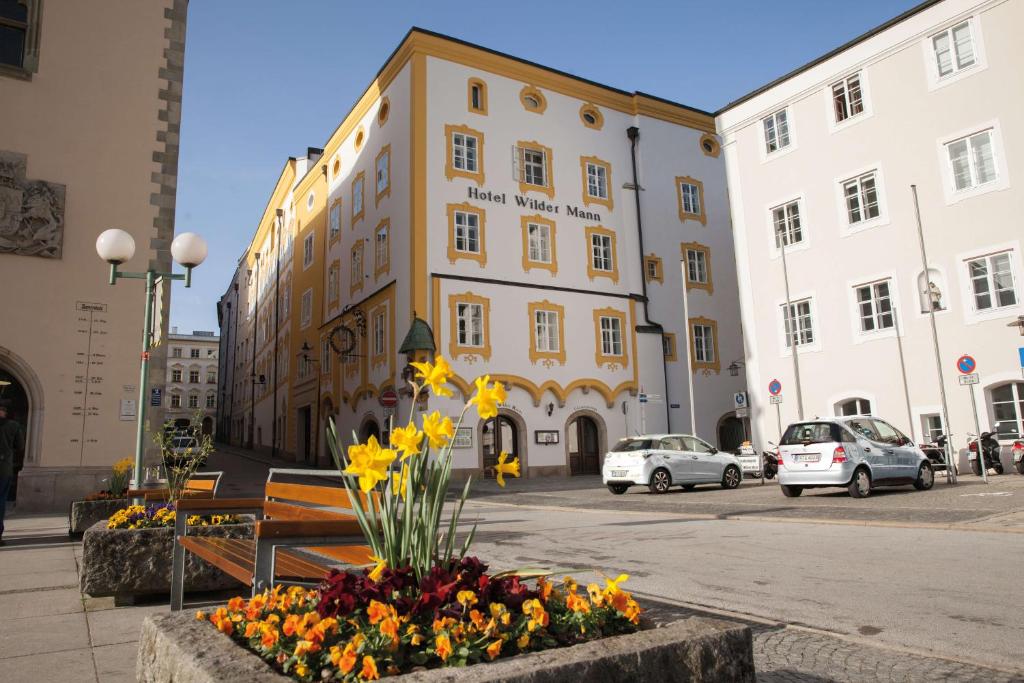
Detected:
[
  {"left": 331, "top": 156, "right": 341, "bottom": 179},
  {"left": 350, "top": 241, "right": 365, "bottom": 297},
  {"left": 699, "top": 133, "right": 721, "bottom": 158},
  {"left": 467, "top": 77, "right": 488, "bottom": 115},
  {"left": 663, "top": 332, "right": 678, "bottom": 362},
  {"left": 676, "top": 175, "right": 707, "bottom": 226},
  {"left": 516, "top": 140, "right": 554, "bottom": 199},
  {"left": 375, "top": 144, "right": 391, "bottom": 207},
  {"left": 689, "top": 316, "right": 720, "bottom": 374},
  {"left": 528, "top": 300, "right": 566, "bottom": 366},
  {"left": 448, "top": 292, "right": 492, "bottom": 361},
  {"left": 354, "top": 124, "right": 366, "bottom": 152},
  {"left": 446, "top": 202, "right": 487, "bottom": 267},
  {"left": 585, "top": 225, "right": 619, "bottom": 284},
  {"left": 328, "top": 259, "right": 341, "bottom": 303},
  {"left": 444, "top": 123, "right": 485, "bottom": 186},
  {"left": 520, "top": 214, "right": 557, "bottom": 275},
  {"left": 370, "top": 303, "right": 389, "bottom": 369},
  {"left": 579, "top": 103, "right": 604, "bottom": 130},
  {"left": 644, "top": 254, "right": 664, "bottom": 284},
  {"left": 329, "top": 198, "right": 343, "bottom": 245},
  {"left": 680, "top": 241, "right": 714, "bottom": 295},
  {"left": 377, "top": 96, "right": 390, "bottom": 126},
  {"left": 579, "top": 156, "right": 613, "bottom": 211},
  {"left": 374, "top": 218, "right": 391, "bottom": 280},
  {"left": 519, "top": 85, "right": 547, "bottom": 114},
  {"left": 593, "top": 307, "right": 628, "bottom": 369},
  {"left": 351, "top": 171, "right": 365, "bottom": 226}
]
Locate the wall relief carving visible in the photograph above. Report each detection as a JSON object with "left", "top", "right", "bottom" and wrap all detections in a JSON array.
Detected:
[{"left": 0, "top": 151, "right": 66, "bottom": 259}]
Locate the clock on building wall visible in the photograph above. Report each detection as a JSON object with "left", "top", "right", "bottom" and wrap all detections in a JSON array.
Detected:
[{"left": 328, "top": 324, "right": 357, "bottom": 356}]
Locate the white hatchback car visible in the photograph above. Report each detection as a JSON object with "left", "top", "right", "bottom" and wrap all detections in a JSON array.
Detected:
[{"left": 602, "top": 434, "right": 744, "bottom": 494}]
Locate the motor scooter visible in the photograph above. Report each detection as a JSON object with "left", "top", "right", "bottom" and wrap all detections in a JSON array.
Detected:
[
  {"left": 762, "top": 448, "right": 778, "bottom": 479},
  {"left": 967, "top": 432, "right": 1004, "bottom": 475},
  {"left": 919, "top": 434, "right": 956, "bottom": 474},
  {"left": 1012, "top": 439, "right": 1024, "bottom": 475}
]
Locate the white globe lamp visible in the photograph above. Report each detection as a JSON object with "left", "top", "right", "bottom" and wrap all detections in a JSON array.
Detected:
[
  {"left": 95, "top": 228, "right": 136, "bottom": 265},
  {"left": 170, "top": 232, "right": 208, "bottom": 268}
]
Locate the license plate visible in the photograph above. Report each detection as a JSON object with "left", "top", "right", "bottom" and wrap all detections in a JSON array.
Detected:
[
  {"left": 796, "top": 453, "right": 820, "bottom": 463},
  {"left": 611, "top": 469, "right": 628, "bottom": 477}
]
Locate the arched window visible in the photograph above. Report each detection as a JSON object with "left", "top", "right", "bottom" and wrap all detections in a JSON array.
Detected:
[
  {"left": 836, "top": 398, "right": 872, "bottom": 416},
  {"left": 990, "top": 382, "right": 1024, "bottom": 439},
  {"left": 917, "top": 268, "right": 947, "bottom": 313}
]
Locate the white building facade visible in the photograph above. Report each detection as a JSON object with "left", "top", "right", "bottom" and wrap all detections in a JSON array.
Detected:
[
  {"left": 165, "top": 329, "right": 219, "bottom": 435},
  {"left": 717, "top": 0, "right": 1024, "bottom": 469}
]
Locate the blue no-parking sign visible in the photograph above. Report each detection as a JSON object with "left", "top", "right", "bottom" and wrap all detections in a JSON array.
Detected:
[
  {"left": 768, "top": 379, "right": 782, "bottom": 396},
  {"left": 956, "top": 354, "right": 977, "bottom": 374}
]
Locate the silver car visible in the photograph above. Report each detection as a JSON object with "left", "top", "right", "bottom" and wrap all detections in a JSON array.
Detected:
[
  {"left": 602, "top": 434, "right": 744, "bottom": 494},
  {"left": 777, "top": 417, "right": 934, "bottom": 499}
]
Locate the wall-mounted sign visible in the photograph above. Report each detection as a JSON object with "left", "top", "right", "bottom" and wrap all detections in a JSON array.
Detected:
[
  {"left": 150, "top": 388, "right": 162, "bottom": 406},
  {"left": 733, "top": 392, "right": 748, "bottom": 409},
  {"left": 379, "top": 389, "right": 398, "bottom": 407},
  {"left": 119, "top": 399, "right": 136, "bottom": 421},
  {"left": 535, "top": 430, "right": 559, "bottom": 445},
  {"left": 452, "top": 427, "right": 473, "bottom": 449}
]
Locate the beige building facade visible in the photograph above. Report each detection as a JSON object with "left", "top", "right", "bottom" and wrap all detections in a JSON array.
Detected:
[
  {"left": 0, "top": 0, "right": 188, "bottom": 510},
  {"left": 165, "top": 330, "right": 218, "bottom": 435}
]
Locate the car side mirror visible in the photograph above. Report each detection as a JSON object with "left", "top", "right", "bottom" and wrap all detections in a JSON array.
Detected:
[{"left": 710, "top": 448, "right": 718, "bottom": 454}]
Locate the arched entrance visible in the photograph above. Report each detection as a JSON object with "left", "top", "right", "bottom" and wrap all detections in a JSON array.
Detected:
[
  {"left": 359, "top": 417, "right": 380, "bottom": 444},
  {"left": 0, "top": 366, "right": 30, "bottom": 502},
  {"left": 201, "top": 417, "right": 213, "bottom": 436},
  {"left": 480, "top": 410, "right": 526, "bottom": 479},
  {"left": 566, "top": 412, "right": 604, "bottom": 475},
  {"left": 0, "top": 345, "right": 42, "bottom": 472},
  {"left": 717, "top": 414, "right": 746, "bottom": 451}
]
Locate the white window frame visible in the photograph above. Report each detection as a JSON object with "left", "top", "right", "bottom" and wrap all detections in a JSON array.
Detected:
[
  {"left": 826, "top": 70, "right": 872, "bottom": 133},
  {"left": 834, "top": 164, "right": 889, "bottom": 236},
  {"left": 686, "top": 248, "right": 708, "bottom": 285},
  {"left": 170, "top": 393, "right": 182, "bottom": 409},
  {"left": 591, "top": 233, "right": 613, "bottom": 272},
  {"left": 527, "top": 222, "right": 551, "bottom": 264},
  {"left": 761, "top": 107, "right": 796, "bottom": 160},
  {"left": 776, "top": 294, "right": 821, "bottom": 356},
  {"left": 300, "top": 288, "right": 313, "bottom": 329},
  {"left": 519, "top": 147, "right": 547, "bottom": 187},
  {"left": 923, "top": 16, "right": 987, "bottom": 91},
  {"left": 456, "top": 302, "right": 484, "bottom": 348},
  {"left": 956, "top": 243, "right": 1023, "bottom": 324},
  {"left": 352, "top": 177, "right": 364, "bottom": 216},
  {"left": 373, "top": 310, "right": 386, "bottom": 356},
  {"left": 989, "top": 381, "right": 1024, "bottom": 441},
  {"left": 937, "top": 120, "right": 1008, "bottom": 205},
  {"left": 452, "top": 132, "right": 479, "bottom": 173},
  {"left": 321, "top": 339, "right": 332, "bottom": 374},
  {"left": 190, "top": 348, "right": 200, "bottom": 359},
  {"left": 206, "top": 393, "right": 216, "bottom": 409},
  {"left": 188, "top": 393, "right": 200, "bottom": 409},
  {"left": 679, "top": 182, "right": 701, "bottom": 216},
  {"left": 692, "top": 324, "right": 715, "bottom": 364},
  {"left": 848, "top": 275, "right": 899, "bottom": 342},
  {"left": 599, "top": 316, "right": 623, "bottom": 357},
  {"left": 329, "top": 201, "right": 341, "bottom": 240},
  {"left": 303, "top": 232, "right": 314, "bottom": 270},
  {"left": 375, "top": 226, "right": 389, "bottom": 271},
  {"left": 171, "top": 368, "right": 182, "bottom": 383},
  {"left": 534, "top": 309, "right": 560, "bottom": 353},
  {"left": 767, "top": 197, "right": 808, "bottom": 257},
  {"left": 585, "top": 161, "right": 608, "bottom": 200},
  {"left": 376, "top": 150, "right": 390, "bottom": 194},
  {"left": 453, "top": 210, "right": 481, "bottom": 255}
]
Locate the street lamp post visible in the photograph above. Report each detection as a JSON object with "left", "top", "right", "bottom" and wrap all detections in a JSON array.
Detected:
[{"left": 95, "top": 229, "right": 208, "bottom": 488}]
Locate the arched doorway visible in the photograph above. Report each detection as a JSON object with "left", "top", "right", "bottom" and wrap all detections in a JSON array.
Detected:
[
  {"left": 566, "top": 413, "right": 603, "bottom": 475},
  {"left": 480, "top": 412, "right": 522, "bottom": 479},
  {"left": 0, "top": 346, "right": 43, "bottom": 474},
  {"left": 359, "top": 417, "right": 380, "bottom": 444},
  {"left": 717, "top": 414, "right": 745, "bottom": 451},
  {"left": 0, "top": 367, "right": 30, "bottom": 502},
  {"left": 201, "top": 417, "right": 213, "bottom": 436}
]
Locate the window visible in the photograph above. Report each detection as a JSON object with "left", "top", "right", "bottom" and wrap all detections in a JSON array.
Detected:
[
  {"left": 172, "top": 347, "right": 182, "bottom": 358},
  {"left": 189, "top": 370, "right": 200, "bottom": 384},
  {"left": 190, "top": 348, "right": 200, "bottom": 359},
  {"left": 521, "top": 215, "right": 556, "bottom": 274},
  {"left": 375, "top": 146, "right": 390, "bottom": 206},
  {"left": 772, "top": 200, "right": 803, "bottom": 248},
  {"left": 946, "top": 129, "right": 996, "bottom": 191},
  {"left": 781, "top": 299, "right": 815, "bottom": 347},
  {"left": 762, "top": 108, "right": 791, "bottom": 154},
  {"left": 581, "top": 157, "right": 612, "bottom": 209},
  {"left": 932, "top": 21, "right": 976, "bottom": 79},
  {"left": 321, "top": 338, "right": 332, "bottom": 374},
  {"left": 689, "top": 317, "right": 720, "bottom": 373},
  {"left": 207, "top": 371, "right": 216, "bottom": 384},
  {"left": 446, "top": 203, "right": 486, "bottom": 266},
  {"left": 448, "top": 293, "right": 492, "bottom": 361},
  {"left": 683, "top": 243, "right": 713, "bottom": 294},
  {"left": 838, "top": 398, "right": 872, "bottom": 416},
  {"left": 328, "top": 262, "right": 339, "bottom": 302},
  {"left": 300, "top": 288, "right": 312, "bottom": 328},
  {"left": 586, "top": 226, "right": 618, "bottom": 282},
  {"left": 467, "top": 78, "right": 487, "bottom": 114},
  {"left": 527, "top": 223, "right": 550, "bottom": 263},
  {"left": 579, "top": 104, "right": 603, "bottom": 130},
  {"left": 372, "top": 309, "right": 386, "bottom": 361},
  {"left": 170, "top": 394, "right": 182, "bottom": 409},
  {"left": 842, "top": 172, "right": 880, "bottom": 225},
  {"left": 599, "top": 316, "right": 622, "bottom": 357},
  {"left": 676, "top": 177, "right": 706, "bottom": 225},
  {"left": 445, "top": 124, "right": 485, "bottom": 185},
  {"left": 855, "top": 280, "right": 895, "bottom": 333},
  {"left": 303, "top": 232, "right": 314, "bottom": 269},
  {"left": 306, "top": 191, "right": 315, "bottom": 212},
  {"left": 329, "top": 200, "right": 341, "bottom": 241},
  {"left": 0, "top": 0, "right": 39, "bottom": 75},
  {"left": 354, "top": 125, "right": 365, "bottom": 151},
  {"left": 831, "top": 73, "right": 865, "bottom": 123},
  {"left": 519, "top": 86, "right": 547, "bottom": 113},
  {"left": 991, "top": 382, "right": 1024, "bottom": 439},
  {"left": 922, "top": 414, "right": 944, "bottom": 443},
  {"left": 699, "top": 133, "right": 720, "bottom": 158},
  {"left": 374, "top": 220, "right": 390, "bottom": 278},
  {"left": 171, "top": 369, "right": 182, "bottom": 383},
  {"left": 188, "top": 394, "right": 200, "bottom": 409},
  {"left": 352, "top": 173, "right": 365, "bottom": 223},
  {"left": 377, "top": 97, "right": 390, "bottom": 125},
  {"left": 515, "top": 141, "right": 554, "bottom": 198},
  {"left": 662, "top": 333, "right": 677, "bottom": 361},
  {"left": 350, "top": 242, "right": 365, "bottom": 294},
  {"left": 967, "top": 252, "right": 1017, "bottom": 311},
  {"left": 457, "top": 303, "right": 482, "bottom": 347},
  {"left": 206, "top": 394, "right": 216, "bottom": 409},
  {"left": 644, "top": 255, "right": 663, "bottom": 284},
  {"left": 529, "top": 301, "right": 565, "bottom": 366}
]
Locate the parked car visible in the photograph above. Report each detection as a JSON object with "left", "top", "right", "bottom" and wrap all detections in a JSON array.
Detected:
[
  {"left": 777, "top": 417, "right": 934, "bottom": 499},
  {"left": 164, "top": 435, "right": 198, "bottom": 469},
  {"left": 602, "top": 434, "right": 743, "bottom": 494}
]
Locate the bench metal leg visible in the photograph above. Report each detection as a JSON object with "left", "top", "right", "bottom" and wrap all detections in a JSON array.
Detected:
[
  {"left": 170, "top": 513, "right": 186, "bottom": 611},
  {"left": 253, "top": 537, "right": 276, "bottom": 596}
]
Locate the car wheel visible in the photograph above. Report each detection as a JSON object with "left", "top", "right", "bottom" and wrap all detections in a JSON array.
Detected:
[
  {"left": 607, "top": 484, "right": 629, "bottom": 495},
  {"left": 913, "top": 462, "right": 934, "bottom": 490},
  {"left": 721, "top": 465, "right": 741, "bottom": 490},
  {"left": 681, "top": 484, "right": 696, "bottom": 491},
  {"left": 970, "top": 460, "right": 982, "bottom": 476},
  {"left": 648, "top": 468, "right": 671, "bottom": 495},
  {"left": 781, "top": 484, "right": 802, "bottom": 497},
  {"left": 848, "top": 468, "right": 871, "bottom": 499},
  {"left": 993, "top": 461, "right": 1004, "bottom": 475}
]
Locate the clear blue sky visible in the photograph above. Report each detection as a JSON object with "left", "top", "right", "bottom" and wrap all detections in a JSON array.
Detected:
[{"left": 170, "top": 0, "right": 921, "bottom": 334}]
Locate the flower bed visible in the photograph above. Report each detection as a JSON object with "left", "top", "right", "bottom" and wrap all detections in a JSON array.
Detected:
[
  {"left": 106, "top": 503, "right": 243, "bottom": 529},
  {"left": 69, "top": 498, "right": 127, "bottom": 535}
]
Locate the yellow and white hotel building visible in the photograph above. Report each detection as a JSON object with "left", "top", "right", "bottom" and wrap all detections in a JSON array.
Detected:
[{"left": 218, "top": 28, "right": 748, "bottom": 478}]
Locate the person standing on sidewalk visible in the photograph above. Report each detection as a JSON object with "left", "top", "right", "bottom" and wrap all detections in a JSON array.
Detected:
[{"left": 0, "top": 400, "right": 26, "bottom": 546}]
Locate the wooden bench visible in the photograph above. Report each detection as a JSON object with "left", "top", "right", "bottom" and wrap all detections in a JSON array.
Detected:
[
  {"left": 128, "top": 471, "right": 224, "bottom": 503},
  {"left": 170, "top": 469, "right": 374, "bottom": 611}
]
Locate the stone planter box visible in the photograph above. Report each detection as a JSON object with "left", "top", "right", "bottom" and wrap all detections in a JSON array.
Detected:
[
  {"left": 80, "top": 520, "right": 254, "bottom": 599},
  {"left": 68, "top": 498, "right": 127, "bottom": 535},
  {"left": 138, "top": 611, "right": 754, "bottom": 682}
]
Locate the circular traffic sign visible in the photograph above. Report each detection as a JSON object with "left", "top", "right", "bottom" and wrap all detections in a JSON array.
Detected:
[
  {"left": 956, "top": 354, "right": 977, "bottom": 374},
  {"left": 768, "top": 379, "right": 782, "bottom": 396},
  {"left": 379, "top": 389, "right": 399, "bottom": 407}
]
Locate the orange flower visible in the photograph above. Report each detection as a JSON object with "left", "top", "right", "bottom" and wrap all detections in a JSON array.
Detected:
[
  {"left": 486, "top": 639, "right": 503, "bottom": 660},
  {"left": 260, "top": 624, "right": 279, "bottom": 649},
  {"left": 537, "top": 577, "right": 553, "bottom": 602},
  {"left": 367, "top": 599, "right": 393, "bottom": 625},
  {"left": 227, "top": 596, "right": 246, "bottom": 612},
  {"left": 522, "top": 599, "right": 549, "bottom": 631},
  {"left": 468, "top": 609, "right": 486, "bottom": 630},
  {"left": 295, "top": 663, "right": 309, "bottom": 678},
  {"left": 330, "top": 642, "right": 358, "bottom": 674},
  {"left": 282, "top": 614, "right": 302, "bottom": 637},
  {"left": 587, "top": 583, "right": 605, "bottom": 607},
  {"left": 435, "top": 634, "right": 453, "bottom": 661},
  {"left": 380, "top": 617, "right": 399, "bottom": 646},
  {"left": 194, "top": 610, "right": 207, "bottom": 621},
  {"left": 566, "top": 592, "right": 591, "bottom": 614},
  {"left": 244, "top": 622, "right": 260, "bottom": 638},
  {"left": 517, "top": 633, "right": 530, "bottom": 649},
  {"left": 293, "top": 639, "right": 320, "bottom": 657},
  {"left": 360, "top": 655, "right": 380, "bottom": 680}
]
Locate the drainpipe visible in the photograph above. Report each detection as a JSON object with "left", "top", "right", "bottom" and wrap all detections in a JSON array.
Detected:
[
  {"left": 229, "top": 281, "right": 238, "bottom": 443},
  {"left": 272, "top": 210, "right": 283, "bottom": 461},
  {"left": 626, "top": 126, "right": 671, "bottom": 431},
  {"left": 249, "top": 253, "right": 260, "bottom": 449}
]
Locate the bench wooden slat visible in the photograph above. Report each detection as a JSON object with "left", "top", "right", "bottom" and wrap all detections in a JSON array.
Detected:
[
  {"left": 264, "top": 500, "right": 347, "bottom": 522},
  {"left": 255, "top": 519, "right": 364, "bottom": 539},
  {"left": 178, "top": 536, "right": 346, "bottom": 583},
  {"left": 177, "top": 497, "right": 265, "bottom": 512},
  {"left": 265, "top": 482, "right": 354, "bottom": 508},
  {"left": 179, "top": 537, "right": 253, "bottom": 585}
]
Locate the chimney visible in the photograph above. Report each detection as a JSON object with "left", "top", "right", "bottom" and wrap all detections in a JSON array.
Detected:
[{"left": 171, "top": 326, "right": 178, "bottom": 334}]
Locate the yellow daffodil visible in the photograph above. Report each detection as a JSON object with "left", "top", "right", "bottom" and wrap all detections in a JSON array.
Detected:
[
  {"left": 422, "top": 410, "right": 455, "bottom": 450},
  {"left": 410, "top": 355, "right": 453, "bottom": 397},
  {"left": 390, "top": 463, "right": 409, "bottom": 501},
  {"left": 456, "top": 590, "right": 478, "bottom": 608},
  {"left": 367, "top": 555, "right": 388, "bottom": 583},
  {"left": 344, "top": 436, "right": 397, "bottom": 493},
  {"left": 390, "top": 422, "right": 423, "bottom": 460},
  {"left": 603, "top": 572, "right": 629, "bottom": 594},
  {"left": 469, "top": 375, "right": 506, "bottom": 419},
  {"left": 494, "top": 451, "right": 520, "bottom": 487}
]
